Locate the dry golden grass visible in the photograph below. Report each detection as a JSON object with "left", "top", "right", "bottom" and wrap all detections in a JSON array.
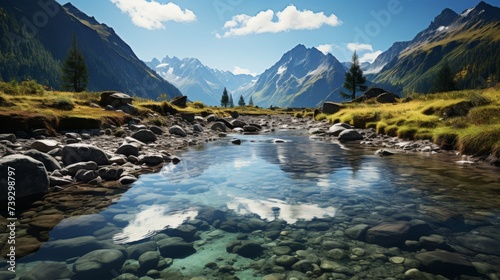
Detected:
[{"left": 321, "top": 87, "right": 500, "bottom": 157}]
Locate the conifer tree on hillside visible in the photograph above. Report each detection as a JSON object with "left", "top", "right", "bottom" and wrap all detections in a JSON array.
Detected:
[
  {"left": 61, "top": 34, "right": 88, "bottom": 92},
  {"left": 340, "top": 51, "right": 366, "bottom": 100},
  {"left": 431, "top": 63, "right": 456, "bottom": 93},
  {"left": 249, "top": 96, "right": 254, "bottom": 106},
  {"left": 238, "top": 95, "right": 245, "bottom": 106},
  {"left": 229, "top": 93, "right": 234, "bottom": 108},
  {"left": 221, "top": 87, "right": 229, "bottom": 107}
]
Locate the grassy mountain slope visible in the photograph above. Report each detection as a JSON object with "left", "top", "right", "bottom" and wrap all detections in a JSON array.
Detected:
[
  {"left": 373, "top": 1, "right": 500, "bottom": 94},
  {"left": 0, "top": 1, "right": 181, "bottom": 99}
]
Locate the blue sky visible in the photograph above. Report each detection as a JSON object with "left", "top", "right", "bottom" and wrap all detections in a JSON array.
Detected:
[{"left": 55, "top": 0, "right": 489, "bottom": 75}]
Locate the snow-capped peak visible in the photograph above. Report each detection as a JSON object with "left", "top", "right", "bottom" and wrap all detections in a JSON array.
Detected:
[{"left": 461, "top": 7, "right": 474, "bottom": 17}]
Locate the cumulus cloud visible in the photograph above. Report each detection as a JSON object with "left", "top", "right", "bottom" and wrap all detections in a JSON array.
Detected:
[
  {"left": 315, "top": 44, "right": 333, "bottom": 55},
  {"left": 232, "top": 66, "right": 257, "bottom": 76},
  {"left": 359, "top": 50, "right": 383, "bottom": 64},
  {"left": 110, "top": 0, "right": 196, "bottom": 30},
  {"left": 347, "top": 42, "right": 373, "bottom": 52},
  {"left": 217, "top": 5, "right": 342, "bottom": 38}
]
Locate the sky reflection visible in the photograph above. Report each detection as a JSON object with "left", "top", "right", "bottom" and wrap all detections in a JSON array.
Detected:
[
  {"left": 227, "top": 195, "right": 337, "bottom": 223},
  {"left": 113, "top": 205, "right": 198, "bottom": 244}
]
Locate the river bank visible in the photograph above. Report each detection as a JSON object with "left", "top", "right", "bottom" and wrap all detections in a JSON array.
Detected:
[{"left": 1, "top": 113, "right": 499, "bottom": 280}]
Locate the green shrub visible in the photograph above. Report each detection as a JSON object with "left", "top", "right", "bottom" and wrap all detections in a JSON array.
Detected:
[
  {"left": 50, "top": 98, "right": 74, "bottom": 110},
  {"left": 191, "top": 101, "right": 205, "bottom": 109},
  {"left": 467, "top": 106, "right": 500, "bottom": 125},
  {"left": 19, "top": 80, "right": 45, "bottom": 95},
  {"left": 0, "top": 80, "right": 18, "bottom": 95}
]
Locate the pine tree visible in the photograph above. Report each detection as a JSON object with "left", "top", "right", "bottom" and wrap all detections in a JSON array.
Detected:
[
  {"left": 431, "top": 63, "right": 455, "bottom": 93},
  {"left": 238, "top": 95, "right": 245, "bottom": 106},
  {"left": 221, "top": 87, "right": 229, "bottom": 107},
  {"left": 340, "top": 51, "right": 366, "bottom": 100},
  {"left": 61, "top": 34, "right": 88, "bottom": 92},
  {"left": 249, "top": 96, "right": 254, "bottom": 107},
  {"left": 229, "top": 93, "right": 234, "bottom": 108}
]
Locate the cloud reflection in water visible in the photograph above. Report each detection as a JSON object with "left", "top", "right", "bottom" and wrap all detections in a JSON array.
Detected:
[
  {"left": 227, "top": 195, "right": 336, "bottom": 224},
  {"left": 113, "top": 205, "right": 198, "bottom": 244}
]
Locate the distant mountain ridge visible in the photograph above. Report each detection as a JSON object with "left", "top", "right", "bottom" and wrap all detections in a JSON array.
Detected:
[
  {"left": 372, "top": 1, "right": 500, "bottom": 93},
  {"left": 147, "top": 56, "right": 255, "bottom": 105},
  {"left": 242, "top": 44, "right": 348, "bottom": 108},
  {"left": 0, "top": 0, "right": 182, "bottom": 99}
]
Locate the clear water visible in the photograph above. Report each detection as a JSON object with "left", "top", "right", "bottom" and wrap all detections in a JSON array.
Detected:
[{"left": 14, "top": 130, "right": 500, "bottom": 279}]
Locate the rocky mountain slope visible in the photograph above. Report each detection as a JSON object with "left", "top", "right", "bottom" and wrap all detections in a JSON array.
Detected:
[
  {"left": 372, "top": 1, "right": 500, "bottom": 93},
  {"left": 242, "top": 44, "right": 347, "bottom": 108},
  {"left": 0, "top": 0, "right": 181, "bottom": 99}
]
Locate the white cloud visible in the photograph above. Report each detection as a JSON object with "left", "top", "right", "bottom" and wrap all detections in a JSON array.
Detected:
[
  {"left": 217, "top": 5, "right": 342, "bottom": 38},
  {"left": 347, "top": 43, "right": 373, "bottom": 52},
  {"left": 232, "top": 66, "right": 257, "bottom": 76},
  {"left": 110, "top": 0, "right": 196, "bottom": 30},
  {"left": 359, "top": 50, "right": 383, "bottom": 64},
  {"left": 316, "top": 44, "right": 333, "bottom": 55}
]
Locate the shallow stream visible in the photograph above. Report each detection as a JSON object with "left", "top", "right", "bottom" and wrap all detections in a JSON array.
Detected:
[{"left": 13, "top": 130, "right": 500, "bottom": 279}]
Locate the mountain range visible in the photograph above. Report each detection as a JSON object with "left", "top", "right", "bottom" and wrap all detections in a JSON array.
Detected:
[
  {"left": 1, "top": 1, "right": 499, "bottom": 108},
  {"left": 146, "top": 56, "right": 255, "bottom": 105},
  {"left": 149, "top": 1, "right": 500, "bottom": 107},
  {"left": 0, "top": 0, "right": 181, "bottom": 99}
]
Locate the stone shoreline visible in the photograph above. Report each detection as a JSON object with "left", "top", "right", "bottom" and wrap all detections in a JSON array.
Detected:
[
  {"left": 0, "top": 113, "right": 298, "bottom": 259},
  {"left": 0, "top": 113, "right": 499, "bottom": 280}
]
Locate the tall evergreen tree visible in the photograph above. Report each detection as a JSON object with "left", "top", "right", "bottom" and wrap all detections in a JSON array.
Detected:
[
  {"left": 61, "top": 34, "right": 88, "bottom": 92},
  {"left": 431, "top": 63, "right": 455, "bottom": 93},
  {"left": 249, "top": 96, "right": 254, "bottom": 107},
  {"left": 340, "top": 51, "right": 366, "bottom": 100},
  {"left": 221, "top": 87, "right": 229, "bottom": 107},
  {"left": 229, "top": 93, "right": 234, "bottom": 108},
  {"left": 238, "top": 95, "right": 245, "bottom": 106}
]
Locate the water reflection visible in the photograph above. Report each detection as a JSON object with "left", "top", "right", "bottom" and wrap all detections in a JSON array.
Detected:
[
  {"left": 113, "top": 205, "right": 198, "bottom": 244},
  {"left": 227, "top": 195, "right": 337, "bottom": 224}
]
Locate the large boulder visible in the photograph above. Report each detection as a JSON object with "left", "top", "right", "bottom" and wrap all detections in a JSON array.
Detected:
[
  {"left": 415, "top": 251, "right": 477, "bottom": 277},
  {"left": 157, "top": 237, "right": 196, "bottom": 258},
  {"left": 62, "top": 144, "right": 109, "bottom": 166},
  {"left": 170, "top": 95, "right": 187, "bottom": 108},
  {"left": 24, "top": 149, "right": 61, "bottom": 172},
  {"left": 376, "top": 92, "right": 399, "bottom": 103},
  {"left": 115, "top": 143, "right": 140, "bottom": 157},
  {"left": 322, "top": 102, "right": 342, "bottom": 114},
  {"left": 72, "top": 249, "right": 126, "bottom": 280},
  {"left": 169, "top": 125, "right": 187, "bottom": 137},
  {"left": 0, "top": 133, "right": 16, "bottom": 143},
  {"left": 39, "top": 236, "right": 110, "bottom": 261},
  {"left": 366, "top": 221, "right": 410, "bottom": 247},
  {"left": 100, "top": 91, "right": 133, "bottom": 107},
  {"left": 0, "top": 155, "right": 49, "bottom": 201},
  {"left": 31, "top": 139, "right": 59, "bottom": 153},
  {"left": 227, "top": 240, "right": 264, "bottom": 259},
  {"left": 338, "top": 129, "right": 364, "bottom": 141},
  {"left": 211, "top": 122, "right": 227, "bottom": 132},
  {"left": 131, "top": 129, "right": 157, "bottom": 143}
]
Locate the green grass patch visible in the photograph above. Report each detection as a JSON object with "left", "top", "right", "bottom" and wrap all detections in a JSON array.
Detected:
[{"left": 458, "top": 125, "right": 500, "bottom": 157}]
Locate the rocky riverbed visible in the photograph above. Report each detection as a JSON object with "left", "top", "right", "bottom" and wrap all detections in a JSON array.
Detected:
[{"left": 1, "top": 113, "right": 499, "bottom": 280}]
